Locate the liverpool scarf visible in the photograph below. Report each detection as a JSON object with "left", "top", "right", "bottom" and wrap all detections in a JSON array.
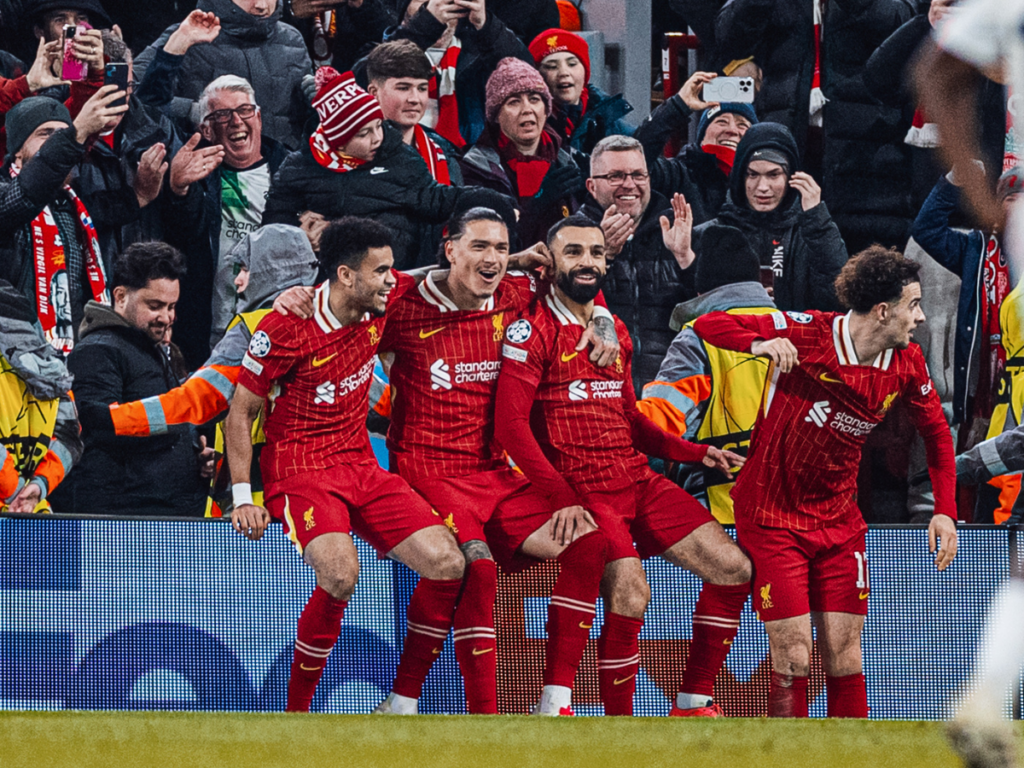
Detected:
[
  {"left": 427, "top": 38, "right": 464, "bottom": 148},
  {"left": 309, "top": 128, "right": 368, "bottom": 173},
  {"left": 413, "top": 124, "right": 451, "bottom": 185},
  {"left": 809, "top": 0, "right": 827, "bottom": 127}
]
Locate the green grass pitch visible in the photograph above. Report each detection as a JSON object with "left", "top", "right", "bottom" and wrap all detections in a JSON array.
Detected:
[{"left": 4, "top": 712, "right": 1020, "bottom": 768}]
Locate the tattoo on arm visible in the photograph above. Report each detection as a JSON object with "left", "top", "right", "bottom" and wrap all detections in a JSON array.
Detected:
[
  {"left": 593, "top": 315, "right": 617, "bottom": 347},
  {"left": 460, "top": 539, "right": 493, "bottom": 564}
]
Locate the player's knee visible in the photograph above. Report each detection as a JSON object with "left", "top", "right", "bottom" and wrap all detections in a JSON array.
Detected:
[
  {"left": 430, "top": 545, "right": 467, "bottom": 581},
  {"left": 317, "top": 566, "right": 359, "bottom": 601},
  {"left": 725, "top": 551, "right": 753, "bottom": 585},
  {"left": 605, "top": 571, "right": 650, "bottom": 617}
]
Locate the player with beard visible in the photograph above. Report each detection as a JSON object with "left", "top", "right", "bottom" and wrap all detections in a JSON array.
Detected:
[
  {"left": 368, "top": 206, "right": 617, "bottom": 716},
  {"left": 496, "top": 215, "right": 751, "bottom": 716},
  {"left": 692, "top": 246, "right": 959, "bottom": 718},
  {"left": 225, "top": 217, "right": 467, "bottom": 713}
]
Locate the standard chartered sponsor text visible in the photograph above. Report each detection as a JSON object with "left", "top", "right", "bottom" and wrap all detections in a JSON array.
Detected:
[{"left": 454, "top": 360, "right": 501, "bottom": 384}]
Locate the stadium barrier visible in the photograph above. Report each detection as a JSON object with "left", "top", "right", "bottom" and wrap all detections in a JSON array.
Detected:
[{"left": 1, "top": 515, "right": 1021, "bottom": 718}]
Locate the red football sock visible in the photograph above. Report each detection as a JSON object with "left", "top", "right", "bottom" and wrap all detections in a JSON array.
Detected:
[
  {"left": 769, "top": 671, "right": 809, "bottom": 717},
  {"left": 544, "top": 531, "right": 608, "bottom": 688},
  {"left": 453, "top": 558, "right": 498, "bottom": 714},
  {"left": 827, "top": 673, "right": 868, "bottom": 718},
  {"left": 392, "top": 577, "right": 462, "bottom": 700},
  {"left": 597, "top": 612, "right": 644, "bottom": 716},
  {"left": 286, "top": 586, "right": 348, "bottom": 712},
  {"left": 679, "top": 582, "right": 748, "bottom": 698}
]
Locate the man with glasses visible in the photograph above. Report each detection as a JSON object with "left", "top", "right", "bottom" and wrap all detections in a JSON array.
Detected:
[
  {"left": 162, "top": 72, "right": 289, "bottom": 368},
  {"left": 580, "top": 134, "right": 698, "bottom": 391}
]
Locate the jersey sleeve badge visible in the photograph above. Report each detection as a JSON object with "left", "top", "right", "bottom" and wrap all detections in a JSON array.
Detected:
[
  {"left": 785, "top": 311, "right": 813, "bottom": 324},
  {"left": 506, "top": 319, "right": 533, "bottom": 344},
  {"left": 248, "top": 330, "right": 272, "bottom": 358}
]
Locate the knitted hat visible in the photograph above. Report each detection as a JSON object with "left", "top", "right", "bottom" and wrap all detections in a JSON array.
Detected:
[
  {"left": 4, "top": 96, "right": 73, "bottom": 160},
  {"left": 485, "top": 57, "right": 552, "bottom": 122},
  {"left": 695, "top": 225, "right": 760, "bottom": 294},
  {"left": 311, "top": 67, "right": 384, "bottom": 151},
  {"left": 997, "top": 166, "right": 1024, "bottom": 202},
  {"left": 696, "top": 102, "right": 758, "bottom": 144},
  {"left": 528, "top": 29, "right": 591, "bottom": 84}
]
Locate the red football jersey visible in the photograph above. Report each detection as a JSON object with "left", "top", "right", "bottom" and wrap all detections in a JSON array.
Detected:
[
  {"left": 237, "top": 276, "right": 411, "bottom": 482},
  {"left": 498, "top": 288, "right": 651, "bottom": 494},
  {"left": 380, "top": 270, "right": 536, "bottom": 483},
  {"left": 693, "top": 309, "right": 956, "bottom": 530}
]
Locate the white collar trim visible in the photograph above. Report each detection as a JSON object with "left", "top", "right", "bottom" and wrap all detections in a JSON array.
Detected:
[
  {"left": 545, "top": 286, "right": 584, "bottom": 327},
  {"left": 419, "top": 270, "right": 494, "bottom": 312},
  {"left": 832, "top": 312, "right": 893, "bottom": 369}
]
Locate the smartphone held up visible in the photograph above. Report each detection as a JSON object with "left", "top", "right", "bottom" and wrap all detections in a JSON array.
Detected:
[{"left": 61, "top": 23, "right": 89, "bottom": 82}]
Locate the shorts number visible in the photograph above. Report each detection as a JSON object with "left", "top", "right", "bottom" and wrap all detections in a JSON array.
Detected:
[{"left": 854, "top": 551, "right": 870, "bottom": 589}]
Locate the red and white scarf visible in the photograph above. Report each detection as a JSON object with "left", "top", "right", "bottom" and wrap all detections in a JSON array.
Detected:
[
  {"left": 413, "top": 124, "right": 451, "bottom": 185},
  {"left": 427, "top": 38, "right": 464, "bottom": 149},
  {"left": 10, "top": 165, "right": 108, "bottom": 354},
  {"left": 1005, "top": 87, "right": 1020, "bottom": 173},
  {"left": 309, "top": 128, "right": 368, "bottom": 173},
  {"left": 809, "top": 0, "right": 827, "bottom": 127},
  {"left": 978, "top": 234, "right": 1011, "bottom": 417},
  {"left": 311, "top": 12, "right": 336, "bottom": 69}
]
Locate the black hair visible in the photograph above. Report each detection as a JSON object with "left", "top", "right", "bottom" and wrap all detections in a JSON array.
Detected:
[
  {"left": 834, "top": 245, "right": 921, "bottom": 313},
  {"left": 546, "top": 214, "right": 603, "bottom": 248},
  {"left": 438, "top": 206, "right": 509, "bottom": 266},
  {"left": 113, "top": 242, "right": 186, "bottom": 290},
  {"left": 318, "top": 216, "right": 394, "bottom": 278}
]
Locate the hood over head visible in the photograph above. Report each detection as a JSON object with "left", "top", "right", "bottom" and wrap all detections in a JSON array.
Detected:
[
  {"left": 198, "top": 0, "right": 283, "bottom": 41},
  {"left": 729, "top": 121, "right": 800, "bottom": 213},
  {"left": 229, "top": 224, "right": 319, "bottom": 313}
]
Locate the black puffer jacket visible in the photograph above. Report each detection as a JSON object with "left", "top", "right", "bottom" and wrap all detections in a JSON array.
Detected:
[
  {"left": 581, "top": 191, "right": 696, "bottom": 392},
  {"left": 50, "top": 302, "right": 207, "bottom": 516},
  {"left": 134, "top": 0, "right": 312, "bottom": 150},
  {"left": 262, "top": 122, "right": 499, "bottom": 270},
  {"left": 693, "top": 122, "right": 848, "bottom": 312}
]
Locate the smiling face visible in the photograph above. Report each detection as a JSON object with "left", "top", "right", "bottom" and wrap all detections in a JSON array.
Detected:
[
  {"left": 341, "top": 119, "right": 384, "bottom": 162},
  {"left": 115, "top": 278, "right": 179, "bottom": 344},
  {"left": 445, "top": 218, "right": 510, "bottom": 304},
  {"left": 586, "top": 149, "right": 651, "bottom": 222},
  {"left": 496, "top": 92, "right": 547, "bottom": 149},
  {"left": 200, "top": 89, "right": 263, "bottom": 170},
  {"left": 702, "top": 112, "right": 752, "bottom": 149},
  {"left": 368, "top": 77, "right": 430, "bottom": 129},
  {"left": 744, "top": 159, "right": 788, "bottom": 212},
  {"left": 340, "top": 245, "right": 396, "bottom": 317},
  {"left": 539, "top": 52, "right": 586, "bottom": 106},
  {"left": 550, "top": 225, "right": 607, "bottom": 304}
]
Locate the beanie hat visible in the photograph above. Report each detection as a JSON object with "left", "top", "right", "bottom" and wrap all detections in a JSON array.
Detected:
[
  {"left": 311, "top": 67, "right": 384, "bottom": 151},
  {"left": 696, "top": 102, "right": 758, "bottom": 144},
  {"left": 5, "top": 97, "right": 73, "bottom": 160},
  {"left": 528, "top": 29, "right": 591, "bottom": 84},
  {"left": 485, "top": 57, "right": 552, "bottom": 122},
  {"left": 997, "top": 166, "right": 1024, "bottom": 202},
  {"left": 695, "top": 225, "right": 760, "bottom": 294}
]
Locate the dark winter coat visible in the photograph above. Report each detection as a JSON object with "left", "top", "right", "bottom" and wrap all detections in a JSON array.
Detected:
[
  {"left": 715, "top": 0, "right": 916, "bottom": 252},
  {"left": 50, "top": 302, "right": 207, "bottom": 516},
  {"left": 580, "top": 191, "right": 696, "bottom": 392},
  {"left": 162, "top": 134, "right": 288, "bottom": 370},
  {"left": 263, "top": 122, "right": 495, "bottom": 270},
  {"left": 550, "top": 83, "right": 634, "bottom": 173},
  {"left": 382, "top": 5, "right": 531, "bottom": 146},
  {"left": 134, "top": 0, "right": 312, "bottom": 150},
  {"left": 693, "top": 122, "right": 848, "bottom": 312},
  {"left": 99, "top": 0, "right": 190, "bottom": 54},
  {"left": 488, "top": 0, "right": 560, "bottom": 45},
  {"left": 909, "top": 177, "right": 989, "bottom": 426},
  {"left": 460, "top": 125, "right": 580, "bottom": 247},
  {"left": 633, "top": 94, "right": 730, "bottom": 225}
]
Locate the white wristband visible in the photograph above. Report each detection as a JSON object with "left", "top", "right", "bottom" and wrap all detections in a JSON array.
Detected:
[
  {"left": 232, "top": 483, "right": 254, "bottom": 508},
  {"left": 592, "top": 305, "right": 613, "bottom": 322}
]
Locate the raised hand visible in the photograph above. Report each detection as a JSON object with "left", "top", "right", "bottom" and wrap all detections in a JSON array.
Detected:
[
  {"left": 165, "top": 10, "right": 221, "bottom": 55},
  {"left": 299, "top": 210, "right": 329, "bottom": 252},
  {"left": 600, "top": 203, "right": 636, "bottom": 260},
  {"left": 508, "top": 242, "right": 552, "bottom": 271},
  {"left": 425, "top": 0, "right": 466, "bottom": 24},
  {"left": 455, "top": 0, "right": 486, "bottom": 29},
  {"left": 680, "top": 71, "right": 719, "bottom": 111},
  {"left": 26, "top": 38, "right": 66, "bottom": 92},
  {"left": 134, "top": 142, "right": 169, "bottom": 208},
  {"left": 750, "top": 337, "right": 800, "bottom": 372},
  {"left": 660, "top": 192, "right": 695, "bottom": 269},
  {"left": 73, "top": 84, "right": 130, "bottom": 142},
  {"left": 71, "top": 28, "right": 105, "bottom": 74},
  {"left": 790, "top": 171, "right": 821, "bottom": 211},
  {"left": 169, "top": 132, "right": 225, "bottom": 196}
]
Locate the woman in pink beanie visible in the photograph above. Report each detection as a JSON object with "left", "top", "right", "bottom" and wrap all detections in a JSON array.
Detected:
[{"left": 460, "top": 56, "right": 584, "bottom": 246}]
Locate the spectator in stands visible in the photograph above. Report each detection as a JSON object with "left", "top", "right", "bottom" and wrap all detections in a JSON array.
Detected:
[
  {"left": 461, "top": 56, "right": 583, "bottom": 247},
  {"left": 135, "top": 3, "right": 312, "bottom": 150},
  {"left": 0, "top": 278, "right": 82, "bottom": 513},
  {"left": 99, "top": 0, "right": 189, "bottom": 55},
  {"left": 264, "top": 67, "right": 502, "bottom": 270},
  {"left": 0, "top": 88, "right": 127, "bottom": 354},
  {"left": 634, "top": 69, "right": 757, "bottom": 225},
  {"left": 579, "top": 134, "right": 698, "bottom": 391},
  {"left": 50, "top": 242, "right": 214, "bottom": 516},
  {"left": 69, "top": 31, "right": 180, "bottom": 274},
  {"left": 693, "top": 122, "right": 847, "bottom": 313},
  {"left": 715, "top": 0, "right": 915, "bottom": 252},
  {"left": 15, "top": 5, "right": 109, "bottom": 104},
  {"left": 286, "top": 0, "right": 394, "bottom": 72},
  {"left": 365, "top": 40, "right": 462, "bottom": 186},
  {"left": 0, "top": 39, "right": 68, "bottom": 158},
  {"left": 529, "top": 28, "right": 633, "bottom": 168},
  {"left": 159, "top": 73, "right": 287, "bottom": 369},
  {"left": 383, "top": 0, "right": 531, "bottom": 146},
  {"left": 911, "top": 167, "right": 1023, "bottom": 437}
]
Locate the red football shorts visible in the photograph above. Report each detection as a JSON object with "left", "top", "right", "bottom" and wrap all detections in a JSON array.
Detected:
[
  {"left": 735, "top": 515, "right": 870, "bottom": 622},
  {"left": 581, "top": 473, "right": 716, "bottom": 562},
  {"left": 413, "top": 468, "right": 554, "bottom": 570},
  {"left": 264, "top": 461, "right": 444, "bottom": 555}
]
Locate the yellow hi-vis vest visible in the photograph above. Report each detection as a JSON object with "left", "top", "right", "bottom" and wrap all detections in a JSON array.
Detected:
[
  {"left": 684, "top": 306, "right": 775, "bottom": 523},
  {"left": 0, "top": 352, "right": 58, "bottom": 512}
]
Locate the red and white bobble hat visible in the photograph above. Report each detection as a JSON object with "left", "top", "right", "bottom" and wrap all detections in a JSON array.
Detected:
[{"left": 311, "top": 67, "right": 384, "bottom": 152}]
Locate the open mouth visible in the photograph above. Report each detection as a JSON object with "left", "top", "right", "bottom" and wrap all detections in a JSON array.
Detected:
[
  {"left": 478, "top": 269, "right": 499, "bottom": 283},
  {"left": 227, "top": 129, "right": 249, "bottom": 148},
  {"left": 616, "top": 194, "right": 639, "bottom": 203},
  {"left": 719, "top": 138, "right": 739, "bottom": 148},
  {"left": 573, "top": 271, "right": 599, "bottom": 285}
]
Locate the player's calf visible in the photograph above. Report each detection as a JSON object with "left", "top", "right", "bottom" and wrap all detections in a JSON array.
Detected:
[
  {"left": 765, "top": 615, "right": 813, "bottom": 717},
  {"left": 598, "top": 558, "right": 649, "bottom": 716},
  {"left": 453, "top": 540, "right": 499, "bottom": 714}
]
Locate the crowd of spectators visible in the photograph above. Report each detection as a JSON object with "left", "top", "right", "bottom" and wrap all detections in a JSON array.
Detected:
[{"left": 0, "top": 0, "right": 1020, "bottom": 525}]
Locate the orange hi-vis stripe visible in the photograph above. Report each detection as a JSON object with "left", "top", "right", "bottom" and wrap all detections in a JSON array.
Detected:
[
  {"left": 635, "top": 374, "right": 711, "bottom": 434},
  {"left": 109, "top": 364, "right": 239, "bottom": 437}
]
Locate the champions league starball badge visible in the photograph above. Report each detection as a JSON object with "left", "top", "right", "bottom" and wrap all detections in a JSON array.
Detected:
[
  {"left": 506, "top": 319, "right": 532, "bottom": 344},
  {"left": 248, "top": 331, "right": 272, "bottom": 358}
]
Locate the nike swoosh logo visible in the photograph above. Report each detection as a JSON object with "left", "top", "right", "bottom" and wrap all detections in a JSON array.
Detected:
[
  {"left": 299, "top": 664, "right": 323, "bottom": 671},
  {"left": 419, "top": 328, "right": 443, "bottom": 339},
  {"left": 859, "top": 591, "right": 870, "bottom": 600},
  {"left": 579, "top": 622, "right": 593, "bottom": 630},
  {"left": 723, "top": 639, "right": 733, "bottom": 646},
  {"left": 312, "top": 353, "right": 337, "bottom": 368},
  {"left": 613, "top": 674, "right": 636, "bottom": 686},
  {"left": 819, "top": 372, "right": 843, "bottom": 384},
  {"left": 370, "top": 167, "right": 388, "bottom": 175},
  {"left": 561, "top": 351, "right": 579, "bottom": 362},
  {"left": 472, "top": 647, "right": 494, "bottom": 656},
  {"left": 432, "top": 648, "right": 442, "bottom": 655}
]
